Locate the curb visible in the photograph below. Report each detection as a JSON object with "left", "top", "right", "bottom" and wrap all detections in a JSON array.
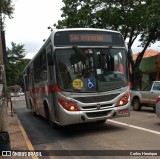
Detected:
[
  {"left": 16, "top": 116, "right": 39, "bottom": 159},
  {"left": 7, "top": 100, "right": 39, "bottom": 159}
]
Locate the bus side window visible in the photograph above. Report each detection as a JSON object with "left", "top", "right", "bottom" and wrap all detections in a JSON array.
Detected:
[
  {"left": 46, "top": 44, "right": 53, "bottom": 66},
  {"left": 40, "top": 51, "right": 47, "bottom": 81},
  {"left": 34, "top": 56, "right": 41, "bottom": 83}
]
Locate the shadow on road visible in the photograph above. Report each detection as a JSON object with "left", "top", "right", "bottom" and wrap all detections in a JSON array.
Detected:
[
  {"left": 14, "top": 107, "right": 128, "bottom": 145},
  {"left": 130, "top": 106, "right": 155, "bottom": 114}
]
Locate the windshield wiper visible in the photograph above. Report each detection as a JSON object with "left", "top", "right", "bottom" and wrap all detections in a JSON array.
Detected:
[{"left": 72, "top": 46, "right": 88, "bottom": 60}]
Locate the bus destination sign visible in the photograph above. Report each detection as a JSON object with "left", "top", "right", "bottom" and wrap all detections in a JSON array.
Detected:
[
  {"left": 69, "top": 34, "right": 108, "bottom": 42},
  {"left": 54, "top": 31, "right": 124, "bottom": 47}
]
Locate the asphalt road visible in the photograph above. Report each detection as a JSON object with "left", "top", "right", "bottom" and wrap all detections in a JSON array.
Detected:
[{"left": 12, "top": 96, "right": 160, "bottom": 159}]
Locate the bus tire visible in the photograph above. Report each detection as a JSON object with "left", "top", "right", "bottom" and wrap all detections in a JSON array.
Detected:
[
  {"left": 96, "top": 119, "right": 106, "bottom": 124},
  {"left": 30, "top": 100, "right": 37, "bottom": 116},
  {"left": 44, "top": 102, "right": 56, "bottom": 128},
  {"left": 43, "top": 102, "right": 60, "bottom": 129},
  {"left": 44, "top": 102, "right": 51, "bottom": 121}
]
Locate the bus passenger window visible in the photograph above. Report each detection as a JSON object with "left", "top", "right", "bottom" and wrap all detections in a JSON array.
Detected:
[
  {"left": 34, "top": 56, "right": 41, "bottom": 83},
  {"left": 40, "top": 52, "right": 47, "bottom": 81}
]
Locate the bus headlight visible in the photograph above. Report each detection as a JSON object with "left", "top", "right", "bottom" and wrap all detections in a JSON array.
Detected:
[
  {"left": 58, "top": 98, "right": 80, "bottom": 111},
  {"left": 116, "top": 93, "right": 130, "bottom": 107}
]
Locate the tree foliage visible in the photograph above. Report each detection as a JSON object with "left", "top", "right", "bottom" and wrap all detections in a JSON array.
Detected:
[
  {"left": 0, "top": 0, "right": 14, "bottom": 133},
  {"left": 5, "top": 42, "right": 30, "bottom": 88},
  {"left": 7, "top": 42, "right": 25, "bottom": 62},
  {"left": 0, "top": 0, "right": 14, "bottom": 30},
  {"left": 0, "top": 0, "right": 14, "bottom": 16},
  {"left": 54, "top": 0, "right": 160, "bottom": 88}
]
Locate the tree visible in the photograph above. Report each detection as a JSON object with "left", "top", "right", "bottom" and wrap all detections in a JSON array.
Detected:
[
  {"left": 6, "top": 42, "right": 30, "bottom": 88},
  {"left": 0, "top": 0, "right": 14, "bottom": 142},
  {"left": 0, "top": 0, "right": 14, "bottom": 30},
  {"left": 7, "top": 42, "right": 25, "bottom": 62},
  {"left": 54, "top": 0, "right": 160, "bottom": 88},
  {"left": 5, "top": 59, "right": 30, "bottom": 88}
]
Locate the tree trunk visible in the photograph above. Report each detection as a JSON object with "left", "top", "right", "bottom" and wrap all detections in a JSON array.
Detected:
[
  {"left": 0, "top": 98, "right": 8, "bottom": 132},
  {"left": 0, "top": 30, "right": 8, "bottom": 132},
  {"left": 130, "top": 39, "right": 152, "bottom": 89}
]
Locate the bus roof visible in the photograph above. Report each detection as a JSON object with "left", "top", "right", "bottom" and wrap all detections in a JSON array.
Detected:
[
  {"left": 23, "top": 28, "right": 123, "bottom": 73},
  {"left": 50, "top": 28, "right": 120, "bottom": 34}
]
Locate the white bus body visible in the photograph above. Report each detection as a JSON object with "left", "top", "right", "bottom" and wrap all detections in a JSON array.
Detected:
[{"left": 23, "top": 28, "right": 130, "bottom": 126}]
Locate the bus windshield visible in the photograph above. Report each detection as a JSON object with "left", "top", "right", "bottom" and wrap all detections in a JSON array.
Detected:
[{"left": 55, "top": 47, "right": 128, "bottom": 92}]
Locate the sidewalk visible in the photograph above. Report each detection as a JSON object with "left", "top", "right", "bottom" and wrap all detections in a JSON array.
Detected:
[
  {"left": 8, "top": 105, "right": 29, "bottom": 150},
  {"left": 6, "top": 101, "right": 32, "bottom": 159}
]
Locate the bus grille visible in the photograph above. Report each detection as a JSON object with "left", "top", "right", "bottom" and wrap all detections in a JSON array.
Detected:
[
  {"left": 74, "top": 93, "right": 119, "bottom": 103},
  {"left": 82, "top": 104, "right": 114, "bottom": 110},
  {"left": 86, "top": 110, "right": 111, "bottom": 118}
]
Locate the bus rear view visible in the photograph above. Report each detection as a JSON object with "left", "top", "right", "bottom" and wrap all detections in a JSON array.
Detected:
[{"left": 23, "top": 28, "right": 130, "bottom": 126}]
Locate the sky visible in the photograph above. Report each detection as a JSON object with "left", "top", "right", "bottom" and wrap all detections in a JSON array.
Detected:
[
  {"left": 5, "top": 0, "right": 160, "bottom": 59},
  {"left": 5, "top": 0, "right": 63, "bottom": 59}
]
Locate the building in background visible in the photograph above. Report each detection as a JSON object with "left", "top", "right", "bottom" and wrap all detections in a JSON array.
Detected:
[
  {"left": 7, "top": 85, "right": 22, "bottom": 97},
  {"left": 133, "top": 49, "right": 160, "bottom": 88}
]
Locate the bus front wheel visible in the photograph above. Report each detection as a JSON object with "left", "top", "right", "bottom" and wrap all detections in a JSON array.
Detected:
[
  {"left": 96, "top": 119, "right": 106, "bottom": 124},
  {"left": 43, "top": 102, "right": 59, "bottom": 128},
  {"left": 44, "top": 103, "right": 51, "bottom": 122}
]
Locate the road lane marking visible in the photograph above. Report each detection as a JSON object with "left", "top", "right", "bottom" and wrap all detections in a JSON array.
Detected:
[
  {"left": 108, "top": 119, "right": 160, "bottom": 135},
  {"left": 17, "top": 117, "right": 39, "bottom": 159}
]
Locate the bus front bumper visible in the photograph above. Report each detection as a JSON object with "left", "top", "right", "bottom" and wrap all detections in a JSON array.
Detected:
[{"left": 58, "top": 102, "right": 130, "bottom": 126}]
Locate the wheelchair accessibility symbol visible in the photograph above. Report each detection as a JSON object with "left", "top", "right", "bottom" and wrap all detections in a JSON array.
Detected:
[{"left": 87, "top": 78, "right": 96, "bottom": 89}]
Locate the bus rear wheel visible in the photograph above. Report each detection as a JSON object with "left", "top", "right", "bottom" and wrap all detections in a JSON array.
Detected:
[{"left": 30, "top": 100, "right": 37, "bottom": 116}]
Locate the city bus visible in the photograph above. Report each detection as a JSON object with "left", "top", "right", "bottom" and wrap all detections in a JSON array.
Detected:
[{"left": 23, "top": 28, "right": 131, "bottom": 126}]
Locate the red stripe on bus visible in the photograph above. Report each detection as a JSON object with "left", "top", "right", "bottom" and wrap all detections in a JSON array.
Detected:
[
  {"left": 28, "top": 84, "right": 62, "bottom": 95},
  {"left": 53, "top": 83, "right": 62, "bottom": 92},
  {"left": 48, "top": 84, "right": 62, "bottom": 93}
]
